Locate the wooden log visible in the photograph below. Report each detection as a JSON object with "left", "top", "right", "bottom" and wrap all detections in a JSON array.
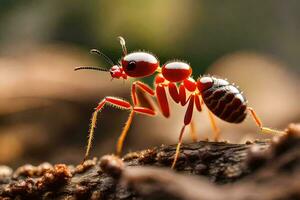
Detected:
[{"left": 0, "top": 123, "right": 299, "bottom": 200}]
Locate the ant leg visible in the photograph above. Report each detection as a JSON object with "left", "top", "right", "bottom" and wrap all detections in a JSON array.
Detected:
[
  {"left": 168, "top": 82, "right": 188, "bottom": 106},
  {"left": 169, "top": 82, "right": 198, "bottom": 141},
  {"left": 156, "top": 81, "right": 190, "bottom": 118},
  {"left": 172, "top": 95, "right": 195, "bottom": 169},
  {"left": 179, "top": 83, "right": 187, "bottom": 106},
  {"left": 187, "top": 94, "right": 203, "bottom": 142},
  {"left": 247, "top": 107, "right": 285, "bottom": 134},
  {"left": 116, "top": 82, "right": 156, "bottom": 156},
  {"left": 155, "top": 73, "right": 186, "bottom": 117},
  {"left": 168, "top": 82, "right": 180, "bottom": 103},
  {"left": 166, "top": 80, "right": 187, "bottom": 105},
  {"left": 189, "top": 120, "right": 198, "bottom": 142},
  {"left": 116, "top": 110, "right": 135, "bottom": 156},
  {"left": 247, "top": 107, "right": 262, "bottom": 127},
  {"left": 132, "top": 81, "right": 155, "bottom": 105},
  {"left": 196, "top": 94, "right": 220, "bottom": 140},
  {"left": 131, "top": 82, "right": 156, "bottom": 116},
  {"left": 171, "top": 125, "right": 186, "bottom": 169},
  {"left": 195, "top": 94, "right": 202, "bottom": 112},
  {"left": 84, "top": 96, "right": 131, "bottom": 162},
  {"left": 207, "top": 110, "right": 220, "bottom": 141},
  {"left": 85, "top": 82, "right": 157, "bottom": 161},
  {"left": 116, "top": 107, "right": 156, "bottom": 156},
  {"left": 156, "top": 84, "right": 170, "bottom": 118}
]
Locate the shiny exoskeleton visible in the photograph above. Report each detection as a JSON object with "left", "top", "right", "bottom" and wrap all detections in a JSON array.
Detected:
[
  {"left": 75, "top": 37, "right": 284, "bottom": 170},
  {"left": 197, "top": 76, "right": 247, "bottom": 123}
]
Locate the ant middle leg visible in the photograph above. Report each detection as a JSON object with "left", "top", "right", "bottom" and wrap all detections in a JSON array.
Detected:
[
  {"left": 171, "top": 94, "right": 195, "bottom": 169},
  {"left": 247, "top": 107, "right": 285, "bottom": 134},
  {"left": 116, "top": 106, "right": 156, "bottom": 156},
  {"left": 169, "top": 82, "right": 198, "bottom": 142},
  {"left": 168, "top": 82, "right": 188, "bottom": 106},
  {"left": 116, "top": 81, "right": 157, "bottom": 156}
]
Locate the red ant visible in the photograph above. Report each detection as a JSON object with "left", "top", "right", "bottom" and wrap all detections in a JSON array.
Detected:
[{"left": 75, "top": 37, "right": 284, "bottom": 169}]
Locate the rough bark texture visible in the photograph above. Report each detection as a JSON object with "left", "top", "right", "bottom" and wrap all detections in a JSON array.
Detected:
[{"left": 0, "top": 123, "right": 299, "bottom": 200}]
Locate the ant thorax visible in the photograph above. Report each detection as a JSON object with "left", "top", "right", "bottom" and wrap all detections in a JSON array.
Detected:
[{"left": 161, "top": 61, "right": 192, "bottom": 82}]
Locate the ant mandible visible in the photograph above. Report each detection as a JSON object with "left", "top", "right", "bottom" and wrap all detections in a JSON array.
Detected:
[{"left": 75, "top": 37, "right": 284, "bottom": 169}]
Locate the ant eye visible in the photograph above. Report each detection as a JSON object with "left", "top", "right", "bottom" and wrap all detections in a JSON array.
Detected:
[{"left": 127, "top": 61, "right": 136, "bottom": 71}]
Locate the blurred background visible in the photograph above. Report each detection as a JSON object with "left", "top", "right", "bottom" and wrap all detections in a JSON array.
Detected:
[{"left": 0, "top": 0, "right": 299, "bottom": 168}]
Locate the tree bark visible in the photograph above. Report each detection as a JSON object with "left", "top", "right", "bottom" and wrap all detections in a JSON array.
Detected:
[{"left": 0, "top": 123, "right": 299, "bottom": 200}]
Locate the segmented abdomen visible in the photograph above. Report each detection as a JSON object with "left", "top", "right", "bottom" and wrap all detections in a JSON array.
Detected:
[{"left": 200, "top": 77, "right": 247, "bottom": 123}]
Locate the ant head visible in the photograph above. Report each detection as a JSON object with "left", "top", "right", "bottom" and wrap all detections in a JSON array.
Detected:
[
  {"left": 74, "top": 43, "right": 127, "bottom": 79},
  {"left": 75, "top": 36, "right": 158, "bottom": 80},
  {"left": 109, "top": 65, "right": 127, "bottom": 79},
  {"left": 118, "top": 36, "right": 159, "bottom": 78}
]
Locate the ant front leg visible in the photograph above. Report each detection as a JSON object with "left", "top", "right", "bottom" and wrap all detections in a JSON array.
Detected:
[
  {"left": 84, "top": 96, "right": 131, "bottom": 162},
  {"left": 247, "top": 107, "right": 285, "bottom": 134},
  {"left": 116, "top": 81, "right": 157, "bottom": 156},
  {"left": 85, "top": 94, "right": 156, "bottom": 163}
]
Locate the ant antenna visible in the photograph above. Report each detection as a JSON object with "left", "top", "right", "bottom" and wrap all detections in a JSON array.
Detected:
[
  {"left": 74, "top": 66, "right": 109, "bottom": 72},
  {"left": 118, "top": 36, "right": 127, "bottom": 56},
  {"left": 90, "top": 49, "right": 115, "bottom": 66}
]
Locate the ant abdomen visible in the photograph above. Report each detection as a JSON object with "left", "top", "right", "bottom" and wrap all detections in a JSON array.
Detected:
[{"left": 197, "top": 76, "right": 247, "bottom": 123}]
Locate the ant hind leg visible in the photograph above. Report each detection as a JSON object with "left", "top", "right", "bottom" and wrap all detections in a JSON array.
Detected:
[
  {"left": 189, "top": 120, "right": 198, "bottom": 142},
  {"left": 247, "top": 107, "right": 285, "bottom": 134},
  {"left": 207, "top": 110, "right": 220, "bottom": 141}
]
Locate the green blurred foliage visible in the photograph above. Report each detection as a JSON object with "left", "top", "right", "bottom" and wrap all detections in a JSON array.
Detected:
[{"left": 0, "top": 0, "right": 299, "bottom": 76}]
